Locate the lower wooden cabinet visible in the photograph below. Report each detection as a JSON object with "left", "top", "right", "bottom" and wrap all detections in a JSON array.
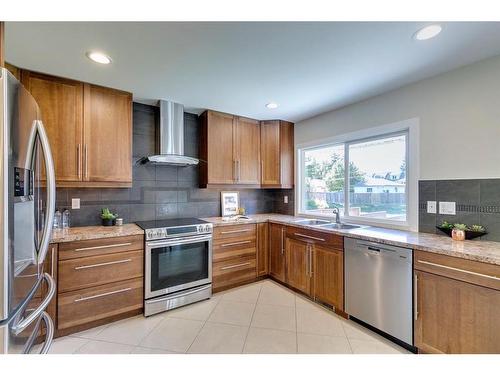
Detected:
[
  {"left": 54, "top": 235, "right": 144, "bottom": 334},
  {"left": 414, "top": 250, "right": 500, "bottom": 354},
  {"left": 58, "top": 278, "right": 143, "bottom": 330},
  {"left": 269, "top": 223, "right": 286, "bottom": 282},
  {"left": 285, "top": 237, "right": 312, "bottom": 295},
  {"left": 212, "top": 224, "right": 258, "bottom": 292},
  {"left": 256, "top": 223, "right": 269, "bottom": 276},
  {"left": 313, "top": 244, "right": 343, "bottom": 310}
]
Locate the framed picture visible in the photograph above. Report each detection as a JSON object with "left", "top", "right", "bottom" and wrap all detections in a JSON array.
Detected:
[{"left": 221, "top": 191, "right": 240, "bottom": 217}]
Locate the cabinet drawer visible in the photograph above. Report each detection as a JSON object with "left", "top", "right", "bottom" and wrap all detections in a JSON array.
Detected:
[
  {"left": 286, "top": 226, "right": 343, "bottom": 250},
  {"left": 57, "top": 278, "right": 143, "bottom": 330},
  {"left": 58, "top": 249, "right": 144, "bottom": 292},
  {"left": 58, "top": 235, "right": 144, "bottom": 260},
  {"left": 213, "top": 238, "right": 257, "bottom": 262},
  {"left": 213, "top": 256, "right": 257, "bottom": 290},
  {"left": 214, "top": 224, "right": 256, "bottom": 240},
  {"left": 415, "top": 250, "right": 500, "bottom": 291}
]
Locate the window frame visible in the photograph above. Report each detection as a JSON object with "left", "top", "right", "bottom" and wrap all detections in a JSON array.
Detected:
[{"left": 296, "top": 118, "right": 419, "bottom": 231}]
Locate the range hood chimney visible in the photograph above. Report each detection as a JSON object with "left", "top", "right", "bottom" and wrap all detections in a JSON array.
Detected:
[{"left": 140, "top": 100, "right": 199, "bottom": 166}]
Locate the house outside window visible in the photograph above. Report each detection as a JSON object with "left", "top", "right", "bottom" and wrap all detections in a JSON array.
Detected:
[{"left": 299, "top": 130, "right": 411, "bottom": 227}]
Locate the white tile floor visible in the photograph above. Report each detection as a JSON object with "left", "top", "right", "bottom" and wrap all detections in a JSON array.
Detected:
[{"left": 45, "top": 280, "right": 411, "bottom": 354}]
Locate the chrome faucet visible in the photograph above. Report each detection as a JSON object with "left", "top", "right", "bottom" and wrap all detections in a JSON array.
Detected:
[{"left": 332, "top": 208, "right": 341, "bottom": 224}]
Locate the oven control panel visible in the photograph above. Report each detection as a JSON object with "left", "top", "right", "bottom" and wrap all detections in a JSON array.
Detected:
[{"left": 145, "top": 223, "right": 213, "bottom": 241}]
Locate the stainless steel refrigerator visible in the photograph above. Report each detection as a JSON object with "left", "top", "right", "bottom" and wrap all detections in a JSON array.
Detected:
[{"left": 0, "top": 68, "right": 56, "bottom": 354}]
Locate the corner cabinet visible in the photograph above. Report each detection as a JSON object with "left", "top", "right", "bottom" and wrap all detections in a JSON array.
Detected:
[
  {"left": 21, "top": 70, "right": 132, "bottom": 187},
  {"left": 199, "top": 110, "right": 260, "bottom": 188},
  {"left": 260, "top": 120, "right": 294, "bottom": 188},
  {"left": 269, "top": 223, "right": 286, "bottom": 282}
]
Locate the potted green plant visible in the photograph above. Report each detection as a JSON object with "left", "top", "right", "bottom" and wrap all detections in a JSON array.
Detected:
[
  {"left": 101, "top": 208, "right": 117, "bottom": 226},
  {"left": 436, "top": 221, "right": 487, "bottom": 240}
]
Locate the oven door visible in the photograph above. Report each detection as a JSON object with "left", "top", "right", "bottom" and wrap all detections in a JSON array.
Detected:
[{"left": 145, "top": 235, "right": 212, "bottom": 299}]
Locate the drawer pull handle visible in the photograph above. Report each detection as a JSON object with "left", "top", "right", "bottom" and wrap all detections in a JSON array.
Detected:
[
  {"left": 74, "top": 258, "right": 132, "bottom": 270},
  {"left": 417, "top": 260, "right": 500, "bottom": 281},
  {"left": 221, "top": 262, "right": 252, "bottom": 270},
  {"left": 220, "top": 240, "right": 252, "bottom": 247},
  {"left": 220, "top": 229, "right": 252, "bottom": 234},
  {"left": 74, "top": 287, "right": 132, "bottom": 302},
  {"left": 74, "top": 242, "right": 132, "bottom": 252},
  {"left": 294, "top": 233, "right": 326, "bottom": 242}
]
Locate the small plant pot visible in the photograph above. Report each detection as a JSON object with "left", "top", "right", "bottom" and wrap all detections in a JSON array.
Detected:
[
  {"left": 451, "top": 228, "right": 465, "bottom": 241},
  {"left": 102, "top": 218, "right": 115, "bottom": 226}
]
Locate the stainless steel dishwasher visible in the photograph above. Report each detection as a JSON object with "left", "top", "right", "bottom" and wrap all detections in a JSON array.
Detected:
[{"left": 344, "top": 238, "right": 413, "bottom": 346}]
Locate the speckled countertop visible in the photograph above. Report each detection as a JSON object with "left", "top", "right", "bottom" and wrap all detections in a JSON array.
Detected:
[
  {"left": 202, "top": 214, "right": 500, "bottom": 266},
  {"left": 50, "top": 223, "right": 143, "bottom": 243}
]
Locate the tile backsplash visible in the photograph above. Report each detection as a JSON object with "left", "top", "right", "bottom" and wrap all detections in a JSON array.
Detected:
[
  {"left": 419, "top": 179, "right": 500, "bottom": 241},
  {"left": 56, "top": 103, "right": 295, "bottom": 227}
]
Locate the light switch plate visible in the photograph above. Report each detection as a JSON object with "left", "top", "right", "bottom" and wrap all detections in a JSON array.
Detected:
[
  {"left": 427, "top": 201, "right": 437, "bottom": 214},
  {"left": 71, "top": 198, "right": 80, "bottom": 209},
  {"left": 439, "top": 201, "right": 456, "bottom": 215},
  {"left": 284, "top": 195, "right": 288, "bottom": 204}
]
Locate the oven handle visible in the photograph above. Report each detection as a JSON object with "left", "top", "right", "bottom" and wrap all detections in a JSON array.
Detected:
[
  {"left": 146, "top": 235, "right": 213, "bottom": 249},
  {"left": 145, "top": 284, "right": 212, "bottom": 304}
]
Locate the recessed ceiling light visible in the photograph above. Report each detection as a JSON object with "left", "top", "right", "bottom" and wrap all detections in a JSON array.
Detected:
[
  {"left": 266, "top": 102, "right": 278, "bottom": 109},
  {"left": 413, "top": 24, "right": 442, "bottom": 41},
  {"left": 86, "top": 51, "right": 112, "bottom": 64}
]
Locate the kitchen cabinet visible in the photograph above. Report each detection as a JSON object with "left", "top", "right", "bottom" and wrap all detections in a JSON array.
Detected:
[
  {"left": 414, "top": 251, "right": 500, "bottom": 354},
  {"left": 313, "top": 244, "right": 343, "bottom": 310},
  {"left": 269, "top": 223, "right": 286, "bottom": 282},
  {"left": 260, "top": 120, "right": 294, "bottom": 188},
  {"left": 21, "top": 70, "right": 84, "bottom": 183},
  {"left": 285, "top": 237, "right": 312, "bottom": 295},
  {"left": 83, "top": 84, "right": 132, "bottom": 184},
  {"left": 200, "top": 110, "right": 261, "bottom": 187},
  {"left": 256, "top": 223, "right": 269, "bottom": 277},
  {"left": 212, "top": 224, "right": 258, "bottom": 292},
  {"left": 5, "top": 62, "right": 21, "bottom": 80},
  {"left": 285, "top": 227, "right": 344, "bottom": 311},
  {"left": 21, "top": 70, "right": 132, "bottom": 187},
  {"left": 56, "top": 235, "right": 144, "bottom": 334}
]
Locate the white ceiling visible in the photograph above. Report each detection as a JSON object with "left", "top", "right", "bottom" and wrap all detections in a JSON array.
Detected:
[{"left": 5, "top": 22, "right": 500, "bottom": 122}]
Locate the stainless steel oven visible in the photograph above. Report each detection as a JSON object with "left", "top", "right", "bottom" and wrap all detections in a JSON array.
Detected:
[{"left": 137, "top": 218, "right": 213, "bottom": 317}]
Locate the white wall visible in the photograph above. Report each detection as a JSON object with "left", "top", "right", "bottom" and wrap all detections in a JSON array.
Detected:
[{"left": 296, "top": 55, "right": 500, "bottom": 180}]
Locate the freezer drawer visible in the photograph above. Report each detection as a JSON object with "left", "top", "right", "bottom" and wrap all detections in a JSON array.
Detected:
[{"left": 344, "top": 238, "right": 413, "bottom": 345}]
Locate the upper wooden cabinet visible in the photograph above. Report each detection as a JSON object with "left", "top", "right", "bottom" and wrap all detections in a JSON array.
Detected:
[
  {"left": 260, "top": 120, "right": 294, "bottom": 188},
  {"left": 21, "top": 69, "right": 132, "bottom": 187},
  {"left": 199, "top": 110, "right": 260, "bottom": 187},
  {"left": 83, "top": 84, "right": 132, "bottom": 184},
  {"left": 21, "top": 71, "right": 84, "bottom": 183},
  {"left": 199, "top": 110, "right": 293, "bottom": 189}
]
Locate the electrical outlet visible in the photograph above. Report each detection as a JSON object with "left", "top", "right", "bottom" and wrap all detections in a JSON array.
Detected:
[
  {"left": 439, "top": 201, "right": 456, "bottom": 215},
  {"left": 427, "top": 201, "right": 437, "bottom": 214},
  {"left": 284, "top": 195, "right": 288, "bottom": 204},
  {"left": 71, "top": 198, "right": 80, "bottom": 209}
]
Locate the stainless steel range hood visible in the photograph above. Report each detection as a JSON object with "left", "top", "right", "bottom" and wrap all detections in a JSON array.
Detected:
[{"left": 140, "top": 100, "right": 199, "bottom": 166}]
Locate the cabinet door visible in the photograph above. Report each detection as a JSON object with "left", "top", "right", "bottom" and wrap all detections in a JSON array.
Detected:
[
  {"left": 415, "top": 270, "right": 500, "bottom": 354},
  {"left": 279, "top": 121, "right": 294, "bottom": 188},
  {"left": 269, "top": 223, "right": 286, "bottom": 282},
  {"left": 234, "top": 117, "right": 260, "bottom": 185},
  {"left": 83, "top": 84, "right": 132, "bottom": 184},
  {"left": 206, "top": 111, "right": 235, "bottom": 184},
  {"left": 313, "top": 244, "right": 343, "bottom": 310},
  {"left": 21, "top": 71, "right": 84, "bottom": 183},
  {"left": 285, "top": 238, "right": 311, "bottom": 295},
  {"left": 260, "top": 120, "right": 281, "bottom": 186},
  {"left": 256, "top": 223, "right": 269, "bottom": 276}
]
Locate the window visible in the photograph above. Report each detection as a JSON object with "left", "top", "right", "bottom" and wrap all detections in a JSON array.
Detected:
[{"left": 300, "top": 131, "right": 409, "bottom": 226}]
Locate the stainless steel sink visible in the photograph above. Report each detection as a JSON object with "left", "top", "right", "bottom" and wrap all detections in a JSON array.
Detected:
[
  {"left": 293, "top": 218, "right": 331, "bottom": 226},
  {"left": 317, "top": 223, "right": 361, "bottom": 230}
]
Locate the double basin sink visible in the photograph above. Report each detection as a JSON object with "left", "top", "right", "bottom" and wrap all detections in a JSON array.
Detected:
[{"left": 293, "top": 218, "right": 361, "bottom": 230}]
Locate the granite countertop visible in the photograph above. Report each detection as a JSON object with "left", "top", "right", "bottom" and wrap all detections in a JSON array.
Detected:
[
  {"left": 202, "top": 214, "right": 500, "bottom": 266},
  {"left": 50, "top": 223, "right": 144, "bottom": 243}
]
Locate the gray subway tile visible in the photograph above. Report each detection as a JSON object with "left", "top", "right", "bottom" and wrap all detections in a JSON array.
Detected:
[{"left": 436, "top": 179, "right": 480, "bottom": 206}]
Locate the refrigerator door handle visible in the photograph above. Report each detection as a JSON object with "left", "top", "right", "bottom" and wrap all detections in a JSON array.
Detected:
[
  {"left": 12, "top": 273, "right": 55, "bottom": 335},
  {"left": 36, "top": 312, "right": 55, "bottom": 354},
  {"left": 35, "top": 120, "right": 56, "bottom": 266}
]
